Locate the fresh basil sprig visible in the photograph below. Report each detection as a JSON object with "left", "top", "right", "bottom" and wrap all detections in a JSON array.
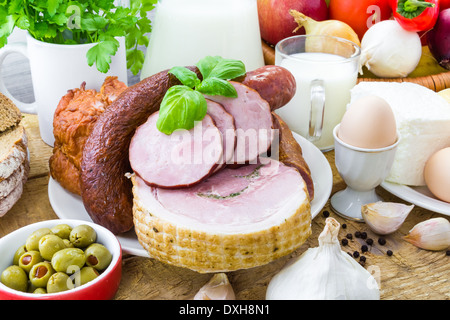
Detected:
[{"left": 157, "top": 56, "right": 246, "bottom": 135}]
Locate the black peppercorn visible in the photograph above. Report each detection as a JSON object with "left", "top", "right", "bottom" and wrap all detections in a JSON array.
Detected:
[
  {"left": 361, "top": 232, "right": 367, "bottom": 239},
  {"left": 361, "top": 245, "right": 368, "bottom": 253},
  {"left": 360, "top": 256, "right": 366, "bottom": 262},
  {"left": 346, "top": 233, "right": 353, "bottom": 240},
  {"left": 353, "top": 251, "right": 360, "bottom": 258},
  {"left": 342, "top": 224, "right": 347, "bottom": 229},
  {"left": 446, "top": 250, "right": 450, "bottom": 256},
  {"left": 366, "top": 238, "right": 374, "bottom": 246},
  {"left": 378, "top": 237, "right": 386, "bottom": 245},
  {"left": 387, "top": 250, "right": 393, "bottom": 256},
  {"left": 341, "top": 239, "right": 349, "bottom": 246},
  {"left": 323, "top": 210, "right": 330, "bottom": 218},
  {"left": 355, "top": 231, "right": 361, "bottom": 238}
]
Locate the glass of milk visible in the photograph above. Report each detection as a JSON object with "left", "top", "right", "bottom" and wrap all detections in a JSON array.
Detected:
[
  {"left": 140, "top": 0, "right": 265, "bottom": 79},
  {"left": 275, "top": 35, "right": 361, "bottom": 151}
]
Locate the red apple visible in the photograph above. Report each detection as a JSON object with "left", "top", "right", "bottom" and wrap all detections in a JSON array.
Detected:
[{"left": 257, "top": 0, "right": 329, "bottom": 46}]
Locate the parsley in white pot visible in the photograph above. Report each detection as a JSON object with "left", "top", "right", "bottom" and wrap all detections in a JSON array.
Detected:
[{"left": 0, "top": 0, "right": 156, "bottom": 146}]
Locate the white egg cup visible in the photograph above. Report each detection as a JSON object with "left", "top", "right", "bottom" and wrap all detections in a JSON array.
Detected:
[{"left": 330, "top": 124, "right": 400, "bottom": 221}]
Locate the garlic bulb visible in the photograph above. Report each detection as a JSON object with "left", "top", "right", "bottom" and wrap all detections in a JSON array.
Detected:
[
  {"left": 266, "top": 218, "right": 380, "bottom": 300},
  {"left": 404, "top": 217, "right": 450, "bottom": 251},
  {"left": 193, "top": 273, "right": 235, "bottom": 300},
  {"left": 361, "top": 202, "right": 414, "bottom": 235}
]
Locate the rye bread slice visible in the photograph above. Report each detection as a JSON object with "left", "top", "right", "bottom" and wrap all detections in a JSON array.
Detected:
[
  {"left": 0, "top": 92, "right": 22, "bottom": 133},
  {"left": 0, "top": 125, "right": 28, "bottom": 180}
]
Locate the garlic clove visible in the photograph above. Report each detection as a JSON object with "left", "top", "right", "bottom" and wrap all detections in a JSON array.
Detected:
[
  {"left": 193, "top": 273, "right": 236, "bottom": 300},
  {"left": 403, "top": 217, "right": 450, "bottom": 251},
  {"left": 361, "top": 201, "right": 414, "bottom": 235}
]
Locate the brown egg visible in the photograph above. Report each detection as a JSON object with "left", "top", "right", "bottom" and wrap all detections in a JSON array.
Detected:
[
  {"left": 338, "top": 95, "right": 397, "bottom": 149},
  {"left": 424, "top": 148, "right": 450, "bottom": 203}
]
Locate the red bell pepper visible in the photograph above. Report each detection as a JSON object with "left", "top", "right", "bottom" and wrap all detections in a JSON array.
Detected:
[
  {"left": 441, "top": 0, "right": 450, "bottom": 11},
  {"left": 390, "top": 0, "right": 440, "bottom": 32}
]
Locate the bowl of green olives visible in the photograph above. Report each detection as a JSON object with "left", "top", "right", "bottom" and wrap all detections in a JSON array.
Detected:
[{"left": 0, "top": 219, "right": 122, "bottom": 300}]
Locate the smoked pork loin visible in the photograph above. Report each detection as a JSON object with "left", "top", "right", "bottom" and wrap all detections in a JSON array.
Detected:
[{"left": 132, "top": 158, "right": 311, "bottom": 273}]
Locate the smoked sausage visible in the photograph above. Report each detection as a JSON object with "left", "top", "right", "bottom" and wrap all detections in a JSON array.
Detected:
[
  {"left": 239, "top": 65, "right": 296, "bottom": 111},
  {"left": 80, "top": 68, "right": 201, "bottom": 234},
  {"left": 272, "top": 112, "right": 314, "bottom": 200}
]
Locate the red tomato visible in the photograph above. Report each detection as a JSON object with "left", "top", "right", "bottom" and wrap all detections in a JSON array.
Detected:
[
  {"left": 329, "top": 0, "right": 392, "bottom": 41},
  {"left": 441, "top": 0, "right": 450, "bottom": 10}
]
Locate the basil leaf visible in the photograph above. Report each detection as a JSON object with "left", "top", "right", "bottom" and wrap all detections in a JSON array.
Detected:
[
  {"left": 157, "top": 85, "right": 207, "bottom": 135},
  {"left": 169, "top": 66, "right": 201, "bottom": 89},
  {"left": 196, "top": 77, "right": 237, "bottom": 98},
  {"left": 196, "top": 56, "right": 246, "bottom": 80},
  {"left": 196, "top": 55, "right": 222, "bottom": 79},
  {"left": 207, "top": 58, "right": 246, "bottom": 80}
]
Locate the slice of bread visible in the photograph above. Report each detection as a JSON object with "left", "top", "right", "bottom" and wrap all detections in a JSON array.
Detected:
[
  {"left": 0, "top": 93, "right": 22, "bottom": 133},
  {"left": 0, "top": 159, "right": 30, "bottom": 198},
  {"left": 0, "top": 95, "right": 28, "bottom": 217},
  {"left": 0, "top": 125, "right": 28, "bottom": 180},
  {"left": 0, "top": 181, "right": 24, "bottom": 217}
]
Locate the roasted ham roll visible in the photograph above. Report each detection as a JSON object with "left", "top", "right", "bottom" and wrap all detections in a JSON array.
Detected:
[{"left": 132, "top": 158, "right": 311, "bottom": 273}]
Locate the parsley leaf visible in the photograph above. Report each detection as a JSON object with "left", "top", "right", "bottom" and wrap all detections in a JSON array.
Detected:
[
  {"left": 0, "top": 0, "right": 157, "bottom": 74},
  {"left": 86, "top": 38, "right": 119, "bottom": 73}
]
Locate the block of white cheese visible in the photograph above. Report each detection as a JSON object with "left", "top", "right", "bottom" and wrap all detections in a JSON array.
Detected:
[{"left": 350, "top": 82, "right": 450, "bottom": 186}]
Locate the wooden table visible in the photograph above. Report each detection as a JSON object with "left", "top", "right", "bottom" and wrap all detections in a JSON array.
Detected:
[
  {"left": 0, "top": 36, "right": 449, "bottom": 300},
  {"left": 0, "top": 114, "right": 448, "bottom": 300}
]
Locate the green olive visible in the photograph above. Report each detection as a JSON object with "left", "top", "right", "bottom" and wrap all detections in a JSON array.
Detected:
[
  {"left": 47, "top": 272, "right": 74, "bottom": 293},
  {"left": 51, "top": 224, "right": 72, "bottom": 240},
  {"left": 51, "top": 248, "right": 86, "bottom": 273},
  {"left": 18, "top": 250, "right": 43, "bottom": 273},
  {"left": 33, "top": 287, "right": 47, "bottom": 294},
  {"left": 1, "top": 265, "right": 28, "bottom": 292},
  {"left": 69, "top": 225, "right": 97, "bottom": 248},
  {"left": 25, "top": 228, "right": 53, "bottom": 251},
  {"left": 38, "top": 234, "right": 66, "bottom": 260},
  {"left": 63, "top": 239, "right": 74, "bottom": 248},
  {"left": 85, "top": 243, "right": 112, "bottom": 271},
  {"left": 77, "top": 267, "right": 99, "bottom": 286},
  {"left": 13, "top": 245, "right": 27, "bottom": 265},
  {"left": 29, "top": 261, "right": 54, "bottom": 288}
]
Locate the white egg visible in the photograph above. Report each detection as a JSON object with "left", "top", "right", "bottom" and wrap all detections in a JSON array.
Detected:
[
  {"left": 338, "top": 95, "right": 397, "bottom": 149},
  {"left": 424, "top": 147, "right": 450, "bottom": 203}
]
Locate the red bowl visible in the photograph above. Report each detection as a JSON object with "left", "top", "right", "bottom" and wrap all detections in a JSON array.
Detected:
[{"left": 0, "top": 219, "right": 122, "bottom": 300}]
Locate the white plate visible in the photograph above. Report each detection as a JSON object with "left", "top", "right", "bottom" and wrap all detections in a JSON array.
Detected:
[
  {"left": 48, "top": 132, "right": 332, "bottom": 257},
  {"left": 381, "top": 181, "right": 450, "bottom": 216}
]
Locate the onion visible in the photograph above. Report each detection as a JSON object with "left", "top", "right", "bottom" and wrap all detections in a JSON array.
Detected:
[
  {"left": 427, "top": 9, "right": 450, "bottom": 70},
  {"left": 360, "top": 20, "right": 422, "bottom": 78}
]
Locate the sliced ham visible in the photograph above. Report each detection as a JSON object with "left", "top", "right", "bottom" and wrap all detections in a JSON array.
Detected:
[
  {"left": 129, "top": 111, "right": 223, "bottom": 189},
  {"left": 205, "top": 99, "right": 236, "bottom": 171},
  {"left": 206, "top": 82, "right": 274, "bottom": 165},
  {"left": 132, "top": 158, "right": 311, "bottom": 273}
]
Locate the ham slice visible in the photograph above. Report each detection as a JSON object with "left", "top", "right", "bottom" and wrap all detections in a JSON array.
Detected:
[
  {"left": 132, "top": 158, "right": 311, "bottom": 273},
  {"left": 206, "top": 82, "right": 274, "bottom": 165},
  {"left": 129, "top": 111, "right": 223, "bottom": 189},
  {"left": 205, "top": 99, "right": 236, "bottom": 171}
]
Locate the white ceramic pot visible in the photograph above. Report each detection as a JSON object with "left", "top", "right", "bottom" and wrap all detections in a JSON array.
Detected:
[{"left": 0, "top": 33, "right": 128, "bottom": 146}]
